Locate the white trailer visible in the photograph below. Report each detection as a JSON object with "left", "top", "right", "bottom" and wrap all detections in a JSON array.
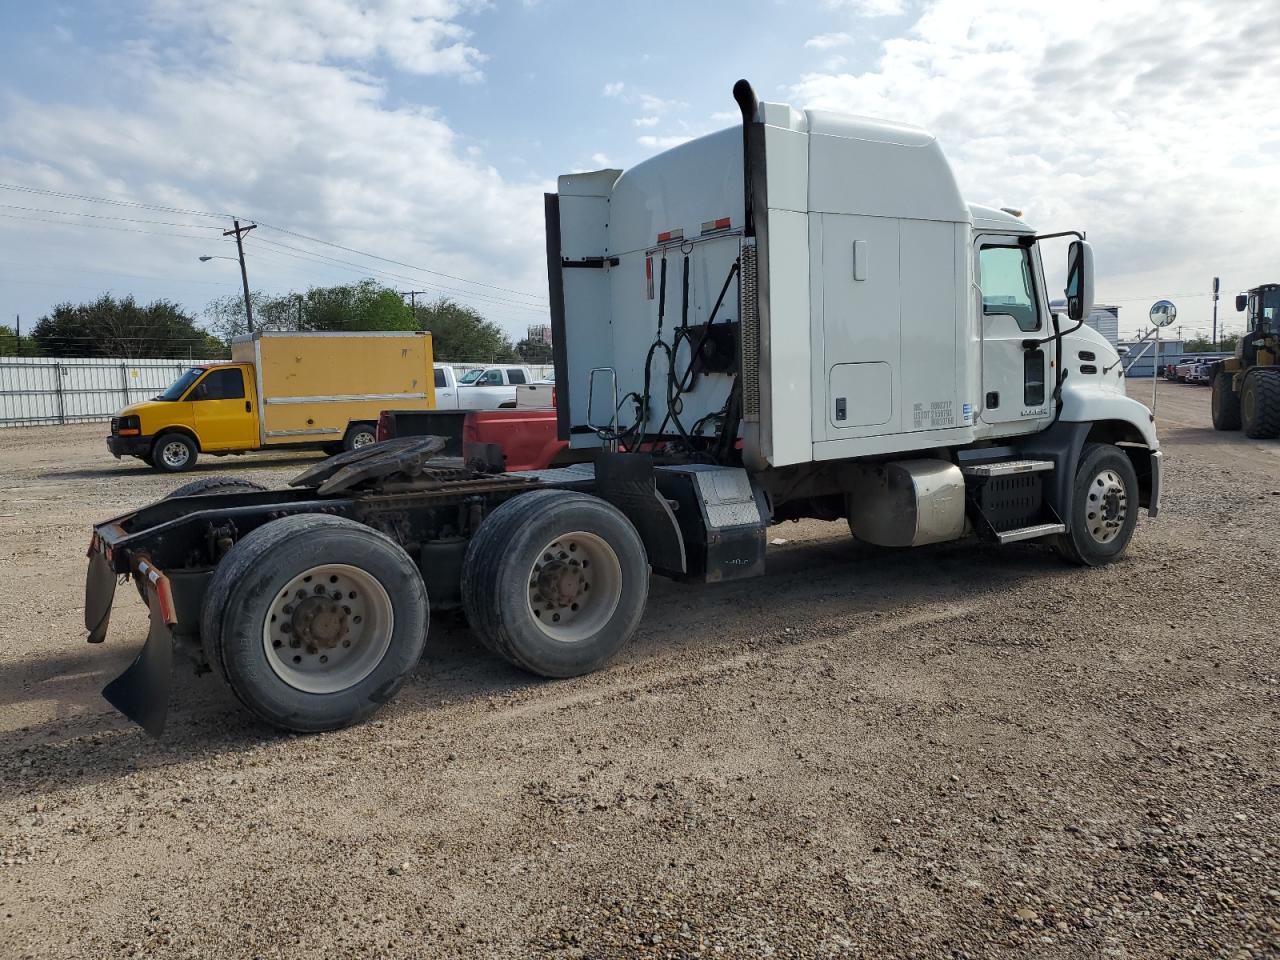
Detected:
[{"left": 85, "top": 81, "right": 1162, "bottom": 735}]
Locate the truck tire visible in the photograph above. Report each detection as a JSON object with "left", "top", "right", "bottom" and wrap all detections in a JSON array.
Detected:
[
  {"left": 462, "top": 489, "right": 648, "bottom": 678},
  {"left": 151, "top": 433, "right": 198, "bottom": 473},
  {"left": 1241, "top": 369, "right": 1280, "bottom": 439},
  {"left": 164, "top": 477, "right": 267, "bottom": 499},
  {"left": 1210, "top": 370, "right": 1242, "bottom": 431},
  {"left": 1054, "top": 442, "right": 1140, "bottom": 567},
  {"left": 342, "top": 423, "right": 377, "bottom": 452},
  {"left": 199, "top": 514, "right": 428, "bottom": 733}
]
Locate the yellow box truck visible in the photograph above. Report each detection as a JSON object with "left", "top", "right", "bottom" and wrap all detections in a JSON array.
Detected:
[{"left": 106, "top": 331, "right": 435, "bottom": 472}]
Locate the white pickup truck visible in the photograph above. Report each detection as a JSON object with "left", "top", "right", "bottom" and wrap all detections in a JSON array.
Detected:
[{"left": 433, "top": 363, "right": 536, "bottom": 410}]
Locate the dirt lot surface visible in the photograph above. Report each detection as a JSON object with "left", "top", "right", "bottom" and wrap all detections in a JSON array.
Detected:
[{"left": 1, "top": 383, "right": 1278, "bottom": 959}]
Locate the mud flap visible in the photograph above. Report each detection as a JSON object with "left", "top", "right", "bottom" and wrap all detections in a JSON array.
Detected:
[
  {"left": 84, "top": 548, "right": 117, "bottom": 644},
  {"left": 101, "top": 561, "right": 176, "bottom": 738}
]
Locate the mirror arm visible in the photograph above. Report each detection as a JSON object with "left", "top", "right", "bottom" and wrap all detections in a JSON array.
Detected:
[{"left": 1019, "top": 229, "right": 1086, "bottom": 247}]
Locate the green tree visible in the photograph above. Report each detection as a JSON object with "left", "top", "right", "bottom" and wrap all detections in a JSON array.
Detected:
[
  {"left": 413, "top": 298, "right": 517, "bottom": 361},
  {"left": 0, "top": 324, "right": 39, "bottom": 356},
  {"left": 1183, "top": 335, "right": 1238, "bottom": 353},
  {"left": 207, "top": 280, "right": 415, "bottom": 339},
  {"left": 515, "top": 336, "right": 553, "bottom": 363},
  {"left": 31, "top": 295, "right": 224, "bottom": 359}
]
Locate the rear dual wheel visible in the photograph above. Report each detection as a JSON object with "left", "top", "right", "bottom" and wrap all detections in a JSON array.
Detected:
[
  {"left": 462, "top": 490, "right": 648, "bottom": 677},
  {"left": 201, "top": 514, "right": 427, "bottom": 732}
]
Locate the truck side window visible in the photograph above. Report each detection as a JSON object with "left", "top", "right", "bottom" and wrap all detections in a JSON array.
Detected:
[
  {"left": 434, "top": 369, "right": 447, "bottom": 388},
  {"left": 508, "top": 369, "right": 527, "bottom": 384},
  {"left": 979, "top": 245, "right": 1040, "bottom": 333},
  {"left": 482, "top": 369, "right": 503, "bottom": 385},
  {"left": 194, "top": 368, "right": 245, "bottom": 401}
]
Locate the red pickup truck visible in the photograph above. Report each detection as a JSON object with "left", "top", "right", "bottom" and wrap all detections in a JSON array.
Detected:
[{"left": 376, "top": 406, "right": 584, "bottom": 472}]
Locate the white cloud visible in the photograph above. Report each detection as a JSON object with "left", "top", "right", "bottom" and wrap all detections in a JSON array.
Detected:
[
  {"left": 805, "top": 32, "right": 854, "bottom": 49},
  {"left": 632, "top": 116, "right": 660, "bottom": 128},
  {"left": 590, "top": 152, "right": 612, "bottom": 167},
  {"left": 825, "top": 0, "right": 906, "bottom": 15},
  {"left": 153, "top": 0, "right": 488, "bottom": 80},
  {"left": 602, "top": 81, "right": 626, "bottom": 98},
  {"left": 789, "top": 0, "right": 1280, "bottom": 335},
  {"left": 0, "top": 0, "right": 550, "bottom": 335}
]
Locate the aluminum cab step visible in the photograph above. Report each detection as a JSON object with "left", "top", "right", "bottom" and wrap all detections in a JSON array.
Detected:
[
  {"left": 995, "top": 521, "right": 1066, "bottom": 544},
  {"left": 961, "top": 458, "right": 1054, "bottom": 478}
]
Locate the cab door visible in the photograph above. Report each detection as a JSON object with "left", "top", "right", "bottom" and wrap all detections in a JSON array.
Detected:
[
  {"left": 977, "top": 237, "right": 1053, "bottom": 430},
  {"left": 190, "top": 365, "right": 259, "bottom": 450},
  {"left": 434, "top": 367, "right": 457, "bottom": 408}
]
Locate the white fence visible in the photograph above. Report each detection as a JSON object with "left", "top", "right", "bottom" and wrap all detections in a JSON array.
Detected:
[
  {"left": 0, "top": 357, "right": 191, "bottom": 428},
  {"left": 0, "top": 357, "right": 558, "bottom": 428}
]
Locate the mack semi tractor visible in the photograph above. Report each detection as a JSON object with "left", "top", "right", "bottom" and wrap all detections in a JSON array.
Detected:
[{"left": 84, "top": 81, "right": 1161, "bottom": 736}]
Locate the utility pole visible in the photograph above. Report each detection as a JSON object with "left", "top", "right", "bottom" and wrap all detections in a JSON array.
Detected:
[
  {"left": 396, "top": 289, "right": 427, "bottom": 327},
  {"left": 224, "top": 219, "right": 257, "bottom": 333},
  {"left": 1211, "top": 276, "right": 1220, "bottom": 348}
]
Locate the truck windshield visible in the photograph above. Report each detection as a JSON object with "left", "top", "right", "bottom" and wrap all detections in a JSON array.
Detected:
[
  {"left": 155, "top": 367, "right": 206, "bottom": 401},
  {"left": 458, "top": 369, "right": 484, "bottom": 384}
]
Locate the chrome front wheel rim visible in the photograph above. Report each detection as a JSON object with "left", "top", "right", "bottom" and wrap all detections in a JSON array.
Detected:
[
  {"left": 263, "top": 563, "right": 394, "bottom": 693},
  {"left": 526, "top": 531, "right": 622, "bottom": 643},
  {"left": 1085, "top": 469, "right": 1128, "bottom": 544},
  {"left": 161, "top": 441, "right": 190, "bottom": 469},
  {"left": 351, "top": 430, "right": 376, "bottom": 449}
]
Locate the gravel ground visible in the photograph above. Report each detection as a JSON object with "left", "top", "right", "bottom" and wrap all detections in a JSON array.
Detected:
[{"left": 1, "top": 381, "right": 1278, "bottom": 959}]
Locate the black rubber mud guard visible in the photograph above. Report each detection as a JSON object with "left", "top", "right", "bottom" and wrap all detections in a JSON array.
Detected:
[
  {"left": 593, "top": 452, "right": 686, "bottom": 577},
  {"left": 101, "top": 595, "right": 174, "bottom": 738},
  {"left": 84, "top": 549, "right": 117, "bottom": 644}
]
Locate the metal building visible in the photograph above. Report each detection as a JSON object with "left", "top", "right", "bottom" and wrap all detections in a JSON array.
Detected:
[{"left": 1085, "top": 305, "right": 1120, "bottom": 347}]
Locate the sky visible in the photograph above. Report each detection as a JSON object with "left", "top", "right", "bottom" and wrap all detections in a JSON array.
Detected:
[{"left": 1, "top": 0, "right": 1278, "bottom": 343}]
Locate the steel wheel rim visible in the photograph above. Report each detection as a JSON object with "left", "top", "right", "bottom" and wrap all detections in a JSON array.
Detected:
[
  {"left": 526, "top": 531, "right": 622, "bottom": 643},
  {"left": 1085, "top": 468, "right": 1128, "bottom": 544},
  {"left": 351, "top": 430, "right": 376, "bottom": 449},
  {"left": 262, "top": 563, "right": 394, "bottom": 694},
  {"left": 161, "top": 440, "right": 190, "bottom": 469}
]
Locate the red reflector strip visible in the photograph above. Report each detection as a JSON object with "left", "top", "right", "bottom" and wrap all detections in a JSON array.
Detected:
[
  {"left": 656, "top": 228, "right": 684, "bottom": 243},
  {"left": 700, "top": 217, "right": 731, "bottom": 234},
  {"left": 135, "top": 558, "right": 178, "bottom": 625}
]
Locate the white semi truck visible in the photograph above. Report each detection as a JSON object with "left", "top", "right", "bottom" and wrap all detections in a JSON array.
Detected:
[{"left": 85, "top": 81, "right": 1160, "bottom": 735}]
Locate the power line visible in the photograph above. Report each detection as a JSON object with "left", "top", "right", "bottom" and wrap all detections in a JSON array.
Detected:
[
  {"left": 251, "top": 221, "right": 548, "bottom": 303},
  {"left": 0, "top": 201, "right": 224, "bottom": 231},
  {"left": 250, "top": 236, "right": 548, "bottom": 315},
  {"left": 0, "top": 180, "right": 549, "bottom": 305},
  {"left": 0, "top": 211, "right": 221, "bottom": 241},
  {"left": 0, "top": 182, "right": 230, "bottom": 220}
]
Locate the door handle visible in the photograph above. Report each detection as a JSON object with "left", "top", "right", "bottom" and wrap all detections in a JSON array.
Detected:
[{"left": 245, "top": 400, "right": 252, "bottom": 413}]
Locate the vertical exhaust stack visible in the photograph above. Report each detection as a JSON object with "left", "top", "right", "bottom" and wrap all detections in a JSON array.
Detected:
[
  {"left": 732, "top": 79, "right": 766, "bottom": 469},
  {"left": 732, "top": 79, "right": 758, "bottom": 239}
]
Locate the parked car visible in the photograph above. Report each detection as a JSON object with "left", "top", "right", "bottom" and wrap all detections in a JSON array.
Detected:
[{"left": 453, "top": 365, "right": 536, "bottom": 409}]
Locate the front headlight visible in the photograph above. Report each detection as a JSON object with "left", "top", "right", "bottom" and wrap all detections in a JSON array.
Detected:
[{"left": 116, "top": 415, "right": 141, "bottom": 436}]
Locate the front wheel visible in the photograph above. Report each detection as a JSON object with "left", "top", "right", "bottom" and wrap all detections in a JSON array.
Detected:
[
  {"left": 462, "top": 489, "right": 649, "bottom": 677},
  {"left": 1054, "top": 443, "right": 1140, "bottom": 567},
  {"left": 200, "top": 514, "right": 428, "bottom": 732},
  {"left": 151, "top": 433, "right": 198, "bottom": 473}
]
